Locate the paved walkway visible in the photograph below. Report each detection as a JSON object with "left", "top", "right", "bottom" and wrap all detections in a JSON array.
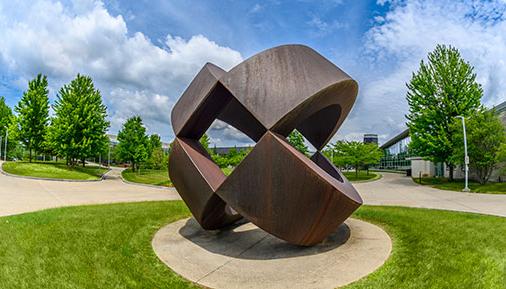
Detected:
[
  {"left": 1, "top": 163, "right": 505, "bottom": 218},
  {"left": 0, "top": 162, "right": 179, "bottom": 217},
  {"left": 355, "top": 172, "right": 506, "bottom": 217}
]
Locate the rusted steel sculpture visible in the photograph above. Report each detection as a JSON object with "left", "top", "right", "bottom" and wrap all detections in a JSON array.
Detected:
[{"left": 169, "top": 45, "right": 362, "bottom": 246}]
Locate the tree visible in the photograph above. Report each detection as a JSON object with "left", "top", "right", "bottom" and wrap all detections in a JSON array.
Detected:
[
  {"left": 287, "top": 130, "right": 308, "bottom": 155},
  {"left": 451, "top": 110, "right": 506, "bottom": 184},
  {"left": 149, "top": 134, "right": 162, "bottom": 152},
  {"left": 0, "top": 100, "right": 21, "bottom": 160},
  {"left": 15, "top": 74, "right": 49, "bottom": 162},
  {"left": 49, "top": 74, "right": 110, "bottom": 166},
  {"left": 116, "top": 116, "right": 149, "bottom": 172},
  {"left": 406, "top": 44, "right": 482, "bottom": 180},
  {"left": 332, "top": 141, "right": 383, "bottom": 178},
  {"left": 200, "top": 133, "right": 211, "bottom": 153},
  {"left": 0, "top": 96, "right": 12, "bottom": 138},
  {"left": 146, "top": 134, "right": 166, "bottom": 170}
]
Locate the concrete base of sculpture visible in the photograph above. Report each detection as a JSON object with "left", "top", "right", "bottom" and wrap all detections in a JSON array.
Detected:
[{"left": 152, "top": 218, "right": 391, "bottom": 289}]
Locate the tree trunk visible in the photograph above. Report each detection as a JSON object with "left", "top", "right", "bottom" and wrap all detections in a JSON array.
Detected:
[
  {"left": 448, "top": 164, "right": 454, "bottom": 181},
  {"left": 82, "top": 158, "right": 86, "bottom": 167},
  {"left": 355, "top": 164, "right": 359, "bottom": 179},
  {"left": 29, "top": 149, "right": 32, "bottom": 163}
]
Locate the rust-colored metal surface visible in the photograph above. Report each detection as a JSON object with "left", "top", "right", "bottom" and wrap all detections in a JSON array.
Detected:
[{"left": 169, "top": 45, "right": 362, "bottom": 246}]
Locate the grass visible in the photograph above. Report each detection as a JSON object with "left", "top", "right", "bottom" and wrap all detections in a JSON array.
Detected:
[
  {"left": 122, "top": 168, "right": 173, "bottom": 187},
  {"left": 2, "top": 161, "right": 108, "bottom": 181},
  {"left": 413, "top": 177, "right": 506, "bottom": 194},
  {"left": 121, "top": 167, "right": 234, "bottom": 187},
  {"left": 343, "top": 170, "right": 380, "bottom": 182},
  {"left": 1, "top": 202, "right": 505, "bottom": 288}
]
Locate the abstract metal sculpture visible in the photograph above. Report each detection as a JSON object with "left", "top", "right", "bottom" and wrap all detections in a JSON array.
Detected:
[{"left": 169, "top": 45, "right": 362, "bottom": 246}]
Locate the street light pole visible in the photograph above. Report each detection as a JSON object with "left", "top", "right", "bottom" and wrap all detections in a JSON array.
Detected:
[
  {"left": 4, "top": 129, "right": 8, "bottom": 162},
  {"left": 108, "top": 144, "right": 111, "bottom": 168},
  {"left": 457, "top": 116, "right": 470, "bottom": 192}
]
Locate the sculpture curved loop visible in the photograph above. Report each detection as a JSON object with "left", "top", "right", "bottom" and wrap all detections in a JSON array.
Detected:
[{"left": 169, "top": 45, "right": 362, "bottom": 246}]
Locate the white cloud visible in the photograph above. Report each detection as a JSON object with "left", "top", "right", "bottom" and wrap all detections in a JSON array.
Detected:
[
  {"left": 338, "top": 0, "right": 506, "bottom": 144},
  {"left": 0, "top": 0, "right": 243, "bottom": 141}
]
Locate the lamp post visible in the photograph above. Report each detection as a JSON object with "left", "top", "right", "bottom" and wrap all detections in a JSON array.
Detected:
[
  {"left": 3, "top": 129, "right": 7, "bottom": 162},
  {"left": 108, "top": 144, "right": 111, "bottom": 168},
  {"left": 456, "top": 116, "right": 470, "bottom": 192}
]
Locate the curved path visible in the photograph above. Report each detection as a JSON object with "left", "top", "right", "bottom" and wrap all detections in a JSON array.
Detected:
[
  {"left": 355, "top": 172, "right": 506, "bottom": 217},
  {"left": 0, "top": 162, "right": 179, "bottom": 217},
  {"left": 1, "top": 164, "right": 505, "bottom": 218}
]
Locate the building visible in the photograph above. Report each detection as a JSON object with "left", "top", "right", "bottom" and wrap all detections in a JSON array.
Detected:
[
  {"left": 211, "top": 146, "right": 252, "bottom": 155},
  {"left": 377, "top": 100, "right": 506, "bottom": 179},
  {"left": 363, "top": 134, "right": 378, "bottom": 145},
  {"left": 377, "top": 129, "right": 412, "bottom": 171}
]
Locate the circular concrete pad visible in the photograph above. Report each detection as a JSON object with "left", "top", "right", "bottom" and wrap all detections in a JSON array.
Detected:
[{"left": 153, "top": 218, "right": 391, "bottom": 289}]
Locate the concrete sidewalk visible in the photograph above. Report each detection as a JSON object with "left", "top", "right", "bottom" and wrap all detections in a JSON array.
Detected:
[
  {"left": 355, "top": 172, "right": 506, "bottom": 218},
  {"left": 1, "top": 163, "right": 505, "bottom": 218},
  {"left": 0, "top": 163, "right": 179, "bottom": 217}
]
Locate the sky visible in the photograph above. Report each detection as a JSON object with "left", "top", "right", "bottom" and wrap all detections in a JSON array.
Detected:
[{"left": 1, "top": 0, "right": 506, "bottom": 147}]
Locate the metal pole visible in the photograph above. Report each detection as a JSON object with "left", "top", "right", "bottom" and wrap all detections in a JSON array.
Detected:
[
  {"left": 458, "top": 116, "right": 470, "bottom": 192},
  {"left": 4, "top": 129, "right": 8, "bottom": 161}
]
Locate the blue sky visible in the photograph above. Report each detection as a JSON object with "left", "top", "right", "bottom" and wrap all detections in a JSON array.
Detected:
[{"left": 1, "top": 0, "right": 505, "bottom": 146}]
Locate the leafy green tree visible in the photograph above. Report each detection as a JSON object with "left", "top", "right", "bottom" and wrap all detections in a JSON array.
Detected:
[
  {"left": 0, "top": 102, "right": 22, "bottom": 160},
  {"left": 116, "top": 116, "right": 149, "bottom": 172},
  {"left": 149, "top": 134, "right": 162, "bottom": 152},
  {"left": 0, "top": 96, "right": 12, "bottom": 138},
  {"left": 145, "top": 134, "right": 166, "bottom": 170},
  {"left": 15, "top": 74, "right": 49, "bottom": 162},
  {"left": 332, "top": 141, "right": 383, "bottom": 178},
  {"left": 287, "top": 130, "right": 308, "bottom": 155},
  {"left": 406, "top": 44, "right": 482, "bottom": 180},
  {"left": 200, "top": 133, "right": 211, "bottom": 153},
  {"left": 49, "top": 74, "right": 109, "bottom": 166},
  {"left": 451, "top": 110, "right": 506, "bottom": 184}
]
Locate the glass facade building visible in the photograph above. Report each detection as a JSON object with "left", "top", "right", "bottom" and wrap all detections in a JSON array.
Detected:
[{"left": 378, "top": 129, "right": 412, "bottom": 171}]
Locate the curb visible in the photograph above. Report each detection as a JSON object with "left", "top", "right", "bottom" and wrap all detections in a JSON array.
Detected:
[
  {"left": 119, "top": 171, "right": 175, "bottom": 190},
  {"left": 347, "top": 172, "right": 383, "bottom": 184},
  {"left": 0, "top": 162, "right": 111, "bottom": 183}
]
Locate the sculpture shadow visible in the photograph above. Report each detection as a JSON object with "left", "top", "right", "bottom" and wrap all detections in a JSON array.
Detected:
[{"left": 178, "top": 218, "right": 351, "bottom": 260}]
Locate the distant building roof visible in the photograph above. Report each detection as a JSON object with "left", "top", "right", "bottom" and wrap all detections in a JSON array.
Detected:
[
  {"left": 212, "top": 146, "right": 252, "bottom": 155},
  {"left": 380, "top": 129, "right": 410, "bottom": 149},
  {"left": 493, "top": 100, "right": 506, "bottom": 114}
]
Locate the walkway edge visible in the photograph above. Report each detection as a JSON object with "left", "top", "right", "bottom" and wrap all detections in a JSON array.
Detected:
[{"left": 0, "top": 162, "right": 110, "bottom": 183}]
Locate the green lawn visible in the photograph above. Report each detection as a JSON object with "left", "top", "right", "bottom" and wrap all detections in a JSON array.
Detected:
[
  {"left": 122, "top": 167, "right": 234, "bottom": 187},
  {"left": 343, "top": 170, "right": 380, "bottom": 182},
  {"left": 413, "top": 177, "right": 506, "bottom": 194},
  {"left": 2, "top": 161, "right": 108, "bottom": 181},
  {"left": 122, "top": 169, "right": 173, "bottom": 187},
  {"left": 1, "top": 202, "right": 504, "bottom": 288}
]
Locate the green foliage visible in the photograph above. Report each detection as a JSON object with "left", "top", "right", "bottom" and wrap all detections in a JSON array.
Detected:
[
  {"left": 199, "top": 133, "right": 211, "bottom": 153},
  {"left": 331, "top": 141, "right": 383, "bottom": 177},
  {"left": 146, "top": 147, "right": 167, "bottom": 170},
  {"left": 0, "top": 97, "right": 21, "bottom": 160},
  {"left": 116, "top": 116, "right": 149, "bottom": 171},
  {"left": 0, "top": 96, "right": 12, "bottom": 137},
  {"left": 15, "top": 74, "right": 50, "bottom": 162},
  {"left": 450, "top": 110, "right": 506, "bottom": 184},
  {"left": 144, "top": 134, "right": 166, "bottom": 170},
  {"left": 287, "top": 130, "right": 308, "bottom": 155},
  {"left": 406, "top": 44, "right": 482, "bottom": 180},
  {"left": 211, "top": 147, "right": 252, "bottom": 168},
  {"left": 148, "top": 134, "right": 162, "bottom": 152},
  {"left": 48, "top": 74, "right": 109, "bottom": 166}
]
